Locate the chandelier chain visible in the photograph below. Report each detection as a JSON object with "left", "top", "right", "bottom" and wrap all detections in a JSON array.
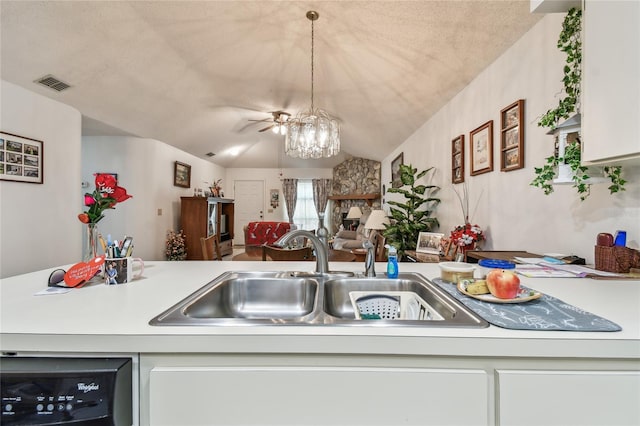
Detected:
[{"left": 310, "top": 16, "right": 314, "bottom": 111}]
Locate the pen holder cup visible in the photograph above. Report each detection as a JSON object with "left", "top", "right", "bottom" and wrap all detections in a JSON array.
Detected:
[
  {"left": 103, "top": 257, "right": 144, "bottom": 284},
  {"left": 594, "top": 245, "right": 640, "bottom": 273}
]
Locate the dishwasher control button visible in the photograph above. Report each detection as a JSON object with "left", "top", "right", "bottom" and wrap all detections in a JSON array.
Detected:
[
  {"left": 4, "top": 404, "right": 12, "bottom": 411},
  {"left": 36, "top": 404, "right": 44, "bottom": 411},
  {"left": 47, "top": 403, "right": 54, "bottom": 411}
]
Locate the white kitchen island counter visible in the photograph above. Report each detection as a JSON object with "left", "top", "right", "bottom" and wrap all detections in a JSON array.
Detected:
[
  {"left": 1, "top": 260, "right": 639, "bottom": 357},
  {"left": 2, "top": 261, "right": 639, "bottom": 426}
]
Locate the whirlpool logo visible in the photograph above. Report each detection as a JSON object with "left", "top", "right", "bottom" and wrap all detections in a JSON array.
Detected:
[{"left": 77, "top": 383, "right": 100, "bottom": 393}]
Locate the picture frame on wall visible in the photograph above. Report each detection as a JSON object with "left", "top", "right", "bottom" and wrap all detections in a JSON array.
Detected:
[
  {"left": 0, "top": 131, "right": 44, "bottom": 184},
  {"left": 391, "top": 152, "right": 404, "bottom": 188},
  {"left": 98, "top": 172, "right": 118, "bottom": 182},
  {"left": 469, "top": 120, "right": 493, "bottom": 176},
  {"left": 500, "top": 99, "right": 525, "bottom": 171},
  {"left": 451, "top": 134, "right": 464, "bottom": 184},
  {"left": 173, "top": 161, "right": 191, "bottom": 188}
]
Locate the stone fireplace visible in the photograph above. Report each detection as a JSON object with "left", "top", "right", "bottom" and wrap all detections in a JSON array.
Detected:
[{"left": 330, "top": 157, "right": 382, "bottom": 234}]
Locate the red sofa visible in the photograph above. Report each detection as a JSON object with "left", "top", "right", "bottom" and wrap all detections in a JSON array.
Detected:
[{"left": 244, "top": 222, "right": 292, "bottom": 247}]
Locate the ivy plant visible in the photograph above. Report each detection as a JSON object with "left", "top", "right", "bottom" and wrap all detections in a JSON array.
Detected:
[
  {"left": 531, "top": 8, "right": 625, "bottom": 200},
  {"left": 383, "top": 164, "right": 440, "bottom": 259}
]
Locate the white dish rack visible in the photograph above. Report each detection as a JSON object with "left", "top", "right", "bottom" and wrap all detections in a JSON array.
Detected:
[{"left": 349, "top": 291, "right": 445, "bottom": 321}]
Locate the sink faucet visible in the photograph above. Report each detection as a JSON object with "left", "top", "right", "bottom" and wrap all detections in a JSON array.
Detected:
[
  {"left": 275, "top": 230, "right": 329, "bottom": 275},
  {"left": 363, "top": 239, "right": 376, "bottom": 277}
]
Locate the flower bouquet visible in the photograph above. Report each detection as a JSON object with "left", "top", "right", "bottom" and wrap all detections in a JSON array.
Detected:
[
  {"left": 451, "top": 183, "right": 484, "bottom": 251},
  {"left": 450, "top": 223, "right": 484, "bottom": 251},
  {"left": 78, "top": 174, "right": 132, "bottom": 261},
  {"left": 166, "top": 230, "right": 187, "bottom": 260},
  {"left": 78, "top": 174, "right": 132, "bottom": 224}
]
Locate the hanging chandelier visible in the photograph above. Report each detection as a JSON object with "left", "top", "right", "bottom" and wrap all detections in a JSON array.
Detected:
[{"left": 285, "top": 10, "right": 340, "bottom": 159}]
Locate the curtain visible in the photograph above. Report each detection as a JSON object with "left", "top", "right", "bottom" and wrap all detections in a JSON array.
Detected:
[
  {"left": 312, "top": 178, "right": 332, "bottom": 249},
  {"left": 312, "top": 179, "right": 332, "bottom": 216},
  {"left": 282, "top": 178, "right": 298, "bottom": 223}
]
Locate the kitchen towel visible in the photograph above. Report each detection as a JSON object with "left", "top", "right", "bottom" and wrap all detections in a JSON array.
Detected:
[{"left": 433, "top": 278, "right": 621, "bottom": 331}]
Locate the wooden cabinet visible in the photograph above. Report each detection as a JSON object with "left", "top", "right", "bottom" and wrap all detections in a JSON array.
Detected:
[
  {"left": 582, "top": 0, "right": 640, "bottom": 164},
  {"left": 180, "top": 197, "right": 234, "bottom": 260}
]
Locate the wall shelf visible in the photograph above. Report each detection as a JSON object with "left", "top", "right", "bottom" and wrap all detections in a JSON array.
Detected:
[{"left": 328, "top": 193, "right": 380, "bottom": 207}]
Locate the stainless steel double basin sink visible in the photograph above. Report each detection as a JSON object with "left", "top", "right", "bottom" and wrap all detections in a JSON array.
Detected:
[{"left": 149, "top": 271, "right": 488, "bottom": 328}]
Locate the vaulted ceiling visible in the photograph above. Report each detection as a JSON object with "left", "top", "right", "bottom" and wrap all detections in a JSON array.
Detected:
[{"left": 1, "top": 1, "right": 542, "bottom": 168}]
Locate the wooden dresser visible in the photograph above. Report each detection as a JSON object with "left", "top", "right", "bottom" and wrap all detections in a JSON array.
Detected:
[{"left": 180, "top": 197, "right": 234, "bottom": 260}]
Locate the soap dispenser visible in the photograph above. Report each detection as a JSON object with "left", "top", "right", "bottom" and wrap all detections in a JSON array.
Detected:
[{"left": 386, "top": 245, "right": 399, "bottom": 278}]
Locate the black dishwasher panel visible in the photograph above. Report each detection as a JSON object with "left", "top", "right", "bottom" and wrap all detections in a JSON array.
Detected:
[{"left": 1, "top": 357, "right": 132, "bottom": 425}]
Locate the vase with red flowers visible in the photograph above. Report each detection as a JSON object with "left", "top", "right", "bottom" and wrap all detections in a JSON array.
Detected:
[
  {"left": 78, "top": 174, "right": 132, "bottom": 261},
  {"left": 451, "top": 183, "right": 484, "bottom": 252}
]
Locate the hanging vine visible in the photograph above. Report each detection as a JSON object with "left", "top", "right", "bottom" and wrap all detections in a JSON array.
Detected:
[{"left": 531, "top": 8, "right": 625, "bottom": 199}]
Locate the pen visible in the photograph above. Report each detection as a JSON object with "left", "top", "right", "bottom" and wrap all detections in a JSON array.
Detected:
[{"left": 98, "top": 234, "right": 107, "bottom": 252}]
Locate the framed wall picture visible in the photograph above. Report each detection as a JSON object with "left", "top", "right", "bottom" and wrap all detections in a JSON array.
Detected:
[
  {"left": 391, "top": 152, "right": 404, "bottom": 188},
  {"left": 416, "top": 232, "right": 444, "bottom": 255},
  {"left": 451, "top": 134, "right": 464, "bottom": 184},
  {"left": 0, "top": 131, "right": 44, "bottom": 184},
  {"left": 469, "top": 120, "right": 493, "bottom": 176},
  {"left": 173, "top": 161, "right": 191, "bottom": 188},
  {"left": 500, "top": 99, "right": 525, "bottom": 171}
]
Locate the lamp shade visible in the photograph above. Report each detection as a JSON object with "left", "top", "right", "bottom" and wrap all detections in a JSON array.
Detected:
[
  {"left": 346, "top": 206, "right": 362, "bottom": 220},
  {"left": 364, "top": 210, "right": 389, "bottom": 230}
]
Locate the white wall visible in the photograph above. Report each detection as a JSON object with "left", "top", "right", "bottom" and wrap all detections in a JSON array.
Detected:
[
  {"left": 82, "top": 136, "right": 226, "bottom": 261},
  {"left": 381, "top": 14, "right": 640, "bottom": 263},
  {"left": 225, "top": 168, "right": 333, "bottom": 222},
  {"left": 0, "top": 80, "right": 82, "bottom": 278}
]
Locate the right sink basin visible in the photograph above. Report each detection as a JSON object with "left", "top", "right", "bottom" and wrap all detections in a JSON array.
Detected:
[{"left": 323, "top": 275, "right": 488, "bottom": 328}]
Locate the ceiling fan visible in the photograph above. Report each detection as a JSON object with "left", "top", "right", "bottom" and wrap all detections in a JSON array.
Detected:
[{"left": 248, "top": 111, "right": 291, "bottom": 134}]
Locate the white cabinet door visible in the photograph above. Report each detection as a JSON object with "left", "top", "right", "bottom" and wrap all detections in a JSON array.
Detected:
[
  {"left": 149, "top": 366, "right": 487, "bottom": 425},
  {"left": 582, "top": 0, "right": 640, "bottom": 163},
  {"left": 497, "top": 369, "right": 640, "bottom": 426}
]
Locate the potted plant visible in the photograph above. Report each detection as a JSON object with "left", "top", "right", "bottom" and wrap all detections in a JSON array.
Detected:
[
  {"left": 383, "top": 164, "right": 440, "bottom": 259},
  {"left": 531, "top": 8, "right": 625, "bottom": 200}
]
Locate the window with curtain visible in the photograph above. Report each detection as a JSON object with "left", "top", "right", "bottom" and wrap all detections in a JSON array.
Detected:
[{"left": 293, "top": 180, "right": 327, "bottom": 231}]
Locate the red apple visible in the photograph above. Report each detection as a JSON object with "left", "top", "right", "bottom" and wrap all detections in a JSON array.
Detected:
[{"left": 486, "top": 269, "right": 521, "bottom": 299}]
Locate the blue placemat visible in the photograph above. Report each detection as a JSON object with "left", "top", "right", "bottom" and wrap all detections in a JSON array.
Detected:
[{"left": 432, "top": 278, "right": 621, "bottom": 331}]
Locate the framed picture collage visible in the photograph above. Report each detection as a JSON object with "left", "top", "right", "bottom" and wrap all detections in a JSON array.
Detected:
[{"left": 451, "top": 99, "right": 525, "bottom": 184}]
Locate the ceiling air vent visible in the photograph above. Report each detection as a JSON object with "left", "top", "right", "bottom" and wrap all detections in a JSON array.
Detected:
[
  {"left": 206, "top": 152, "right": 215, "bottom": 157},
  {"left": 34, "top": 74, "right": 71, "bottom": 92}
]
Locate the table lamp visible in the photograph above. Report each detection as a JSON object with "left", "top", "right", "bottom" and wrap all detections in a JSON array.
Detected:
[
  {"left": 364, "top": 210, "right": 389, "bottom": 237},
  {"left": 346, "top": 206, "right": 362, "bottom": 230}
]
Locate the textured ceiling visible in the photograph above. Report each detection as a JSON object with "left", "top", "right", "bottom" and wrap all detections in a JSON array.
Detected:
[{"left": 1, "top": 1, "right": 542, "bottom": 168}]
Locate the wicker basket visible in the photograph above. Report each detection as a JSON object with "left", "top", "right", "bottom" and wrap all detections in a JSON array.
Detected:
[{"left": 594, "top": 245, "right": 640, "bottom": 273}]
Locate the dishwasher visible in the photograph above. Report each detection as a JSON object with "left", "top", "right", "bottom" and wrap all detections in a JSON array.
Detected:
[{"left": 1, "top": 354, "right": 136, "bottom": 425}]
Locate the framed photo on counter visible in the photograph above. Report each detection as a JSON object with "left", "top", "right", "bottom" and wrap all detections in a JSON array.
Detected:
[{"left": 416, "top": 232, "right": 444, "bottom": 255}]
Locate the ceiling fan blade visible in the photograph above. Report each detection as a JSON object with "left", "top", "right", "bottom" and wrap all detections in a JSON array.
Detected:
[
  {"left": 258, "top": 124, "right": 275, "bottom": 132},
  {"left": 248, "top": 118, "right": 271, "bottom": 123}
]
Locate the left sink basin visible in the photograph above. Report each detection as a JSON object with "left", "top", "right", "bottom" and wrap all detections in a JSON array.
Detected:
[{"left": 150, "top": 272, "right": 319, "bottom": 326}]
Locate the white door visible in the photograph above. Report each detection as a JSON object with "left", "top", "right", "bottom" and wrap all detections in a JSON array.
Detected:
[{"left": 233, "top": 180, "right": 264, "bottom": 245}]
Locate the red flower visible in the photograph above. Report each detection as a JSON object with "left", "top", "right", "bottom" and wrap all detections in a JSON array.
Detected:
[
  {"left": 78, "top": 174, "right": 132, "bottom": 224},
  {"left": 84, "top": 194, "right": 96, "bottom": 206},
  {"left": 450, "top": 223, "right": 484, "bottom": 248},
  {"left": 95, "top": 173, "right": 117, "bottom": 192},
  {"left": 111, "top": 186, "right": 132, "bottom": 203}
]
